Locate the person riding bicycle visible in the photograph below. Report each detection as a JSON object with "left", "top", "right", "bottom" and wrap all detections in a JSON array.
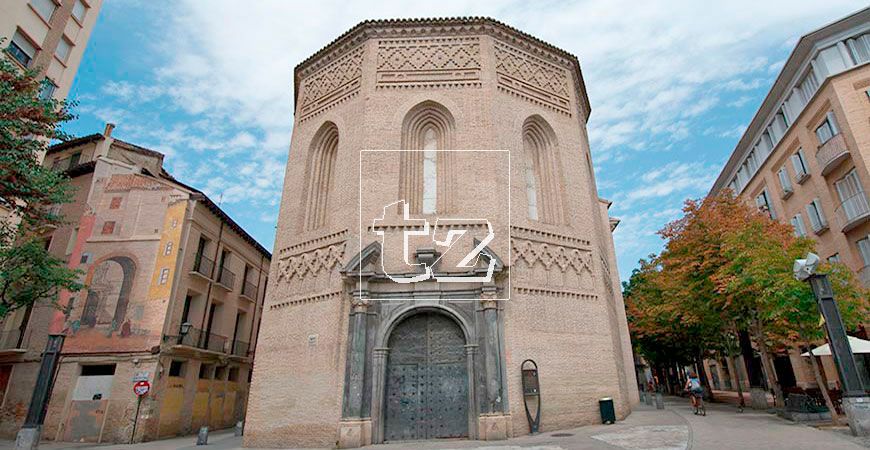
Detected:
[{"left": 684, "top": 372, "right": 704, "bottom": 410}]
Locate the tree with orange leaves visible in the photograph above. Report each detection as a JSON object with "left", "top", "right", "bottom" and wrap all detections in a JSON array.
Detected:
[{"left": 626, "top": 191, "right": 869, "bottom": 412}]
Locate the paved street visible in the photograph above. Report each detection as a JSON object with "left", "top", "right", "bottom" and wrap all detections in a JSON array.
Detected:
[{"left": 3, "top": 397, "right": 867, "bottom": 450}]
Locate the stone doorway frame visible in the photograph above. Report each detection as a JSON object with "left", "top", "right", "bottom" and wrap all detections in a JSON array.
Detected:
[{"left": 373, "top": 304, "right": 478, "bottom": 443}]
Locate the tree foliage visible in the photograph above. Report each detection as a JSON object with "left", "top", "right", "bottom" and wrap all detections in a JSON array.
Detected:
[
  {"left": 625, "top": 191, "right": 869, "bottom": 379},
  {"left": 0, "top": 52, "right": 82, "bottom": 317}
]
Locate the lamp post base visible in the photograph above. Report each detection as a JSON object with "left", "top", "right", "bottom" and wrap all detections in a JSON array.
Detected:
[
  {"left": 842, "top": 396, "right": 870, "bottom": 437},
  {"left": 15, "top": 426, "right": 41, "bottom": 450}
]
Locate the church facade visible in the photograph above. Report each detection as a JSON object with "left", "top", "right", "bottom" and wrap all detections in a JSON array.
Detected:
[{"left": 245, "top": 17, "right": 638, "bottom": 448}]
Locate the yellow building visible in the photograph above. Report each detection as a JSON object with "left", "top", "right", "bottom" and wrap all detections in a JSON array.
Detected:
[{"left": 0, "top": 125, "right": 271, "bottom": 443}]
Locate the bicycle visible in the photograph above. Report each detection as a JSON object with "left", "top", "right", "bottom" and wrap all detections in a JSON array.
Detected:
[{"left": 692, "top": 391, "right": 707, "bottom": 416}]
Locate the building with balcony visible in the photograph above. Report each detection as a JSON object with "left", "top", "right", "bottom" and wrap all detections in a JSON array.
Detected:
[
  {"left": 0, "top": 0, "right": 102, "bottom": 222},
  {"left": 708, "top": 7, "right": 870, "bottom": 396},
  {"left": 0, "top": 125, "right": 271, "bottom": 443}
]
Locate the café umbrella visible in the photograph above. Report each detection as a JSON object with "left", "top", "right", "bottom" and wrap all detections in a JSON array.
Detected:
[{"left": 801, "top": 336, "right": 870, "bottom": 356}]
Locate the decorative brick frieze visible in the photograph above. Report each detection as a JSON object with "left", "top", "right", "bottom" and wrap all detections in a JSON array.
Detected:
[
  {"left": 511, "top": 238, "right": 593, "bottom": 275},
  {"left": 510, "top": 226, "right": 591, "bottom": 248},
  {"left": 515, "top": 286, "right": 597, "bottom": 301},
  {"left": 270, "top": 291, "right": 342, "bottom": 309},
  {"left": 376, "top": 36, "right": 482, "bottom": 89},
  {"left": 297, "top": 46, "right": 364, "bottom": 122},
  {"left": 494, "top": 41, "right": 571, "bottom": 115},
  {"left": 276, "top": 242, "right": 346, "bottom": 281}
]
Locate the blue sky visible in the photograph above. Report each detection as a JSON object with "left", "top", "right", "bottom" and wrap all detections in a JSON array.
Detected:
[{"left": 63, "top": 0, "right": 866, "bottom": 280}]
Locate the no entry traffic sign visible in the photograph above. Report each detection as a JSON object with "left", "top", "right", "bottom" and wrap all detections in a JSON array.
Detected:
[{"left": 133, "top": 380, "right": 150, "bottom": 397}]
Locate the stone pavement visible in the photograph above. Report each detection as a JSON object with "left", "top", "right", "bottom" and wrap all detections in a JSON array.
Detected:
[{"left": 2, "top": 397, "right": 867, "bottom": 450}]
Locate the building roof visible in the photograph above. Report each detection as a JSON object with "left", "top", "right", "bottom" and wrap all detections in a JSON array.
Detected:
[
  {"left": 293, "top": 16, "right": 592, "bottom": 121},
  {"left": 710, "top": 6, "right": 870, "bottom": 195},
  {"left": 49, "top": 135, "right": 272, "bottom": 259}
]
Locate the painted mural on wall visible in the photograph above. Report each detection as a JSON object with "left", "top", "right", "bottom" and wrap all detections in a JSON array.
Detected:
[{"left": 63, "top": 196, "right": 187, "bottom": 353}]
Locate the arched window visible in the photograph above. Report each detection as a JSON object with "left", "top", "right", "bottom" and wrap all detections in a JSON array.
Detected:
[
  {"left": 522, "top": 116, "right": 563, "bottom": 224},
  {"left": 303, "top": 122, "right": 339, "bottom": 230},
  {"left": 400, "top": 101, "right": 455, "bottom": 214}
]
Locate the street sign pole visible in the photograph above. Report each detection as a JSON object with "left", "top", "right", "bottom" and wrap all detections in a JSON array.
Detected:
[
  {"left": 130, "top": 380, "right": 150, "bottom": 444},
  {"left": 807, "top": 274, "right": 870, "bottom": 436}
]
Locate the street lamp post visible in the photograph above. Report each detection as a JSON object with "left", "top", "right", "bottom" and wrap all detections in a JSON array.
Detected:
[
  {"left": 16, "top": 334, "right": 64, "bottom": 450},
  {"left": 795, "top": 253, "right": 870, "bottom": 436}
]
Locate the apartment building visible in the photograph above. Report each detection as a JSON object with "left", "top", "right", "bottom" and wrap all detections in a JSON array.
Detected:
[
  {"left": 708, "top": 8, "right": 870, "bottom": 394},
  {"left": 1, "top": 0, "right": 102, "bottom": 102},
  {"left": 0, "top": 126, "right": 271, "bottom": 443}
]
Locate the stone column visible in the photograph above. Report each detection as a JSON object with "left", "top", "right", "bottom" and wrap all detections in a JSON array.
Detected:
[
  {"left": 478, "top": 286, "right": 511, "bottom": 440},
  {"left": 339, "top": 297, "right": 373, "bottom": 448},
  {"left": 370, "top": 347, "right": 389, "bottom": 444},
  {"left": 465, "top": 344, "right": 479, "bottom": 439}
]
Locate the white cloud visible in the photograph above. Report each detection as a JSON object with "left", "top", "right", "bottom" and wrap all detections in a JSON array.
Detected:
[{"left": 81, "top": 0, "right": 865, "bottom": 278}]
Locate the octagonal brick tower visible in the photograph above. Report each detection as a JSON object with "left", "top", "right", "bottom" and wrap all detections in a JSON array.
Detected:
[{"left": 246, "top": 17, "right": 639, "bottom": 448}]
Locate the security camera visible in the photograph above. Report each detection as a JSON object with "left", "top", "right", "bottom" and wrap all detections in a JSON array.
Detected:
[{"left": 793, "top": 253, "right": 820, "bottom": 281}]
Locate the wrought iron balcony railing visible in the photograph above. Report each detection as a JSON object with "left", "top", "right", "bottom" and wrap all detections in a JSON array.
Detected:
[
  {"left": 164, "top": 326, "right": 227, "bottom": 354},
  {"left": 231, "top": 340, "right": 249, "bottom": 357},
  {"left": 242, "top": 280, "right": 258, "bottom": 300},
  {"left": 217, "top": 267, "right": 235, "bottom": 290},
  {"left": 192, "top": 253, "right": 214, "bottom": 278}
]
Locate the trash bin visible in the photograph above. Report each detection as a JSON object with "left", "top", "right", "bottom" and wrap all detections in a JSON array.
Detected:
[{"left": 599, "top": 397, "right": 616, "bottom": 424}]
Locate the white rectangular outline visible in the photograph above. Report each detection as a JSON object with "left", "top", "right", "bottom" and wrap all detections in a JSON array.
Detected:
[{"left": 359, "top": 149, "right": 511, "bottom": 302}]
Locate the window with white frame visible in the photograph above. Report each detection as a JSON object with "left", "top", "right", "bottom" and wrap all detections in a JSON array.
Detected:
[
  {"left": 755, "top": 190, "right": 776, "bottom": 219},
  {"left": 805, "top": 199, "right": 827, "bottom": 232},
  {"left": 71, "top": 0, "right": 87, "bottom": 23},
  {"left": 858, "top": 236, "right": 870, "bottom": 267},
  {"left": 777, "top": 167, "right": 793, "bottom": 195},
  {"left": 31, "top": 0, "right": 57, "bottom": 22},
  {"left": 828, "top": 253, "right": 841, "bottom": 264},
  {"left": 8, "top": 30, "right": 37, "bottom": 67},
  {"left": 835, "top": 169, "right": 868, "bottom": 221},
  {"left": 790, "top": 214, "right": 807, "bottom": 237},
  {"left": 815, "top": 111, "right": 840, "bottom": 145},
  {"left": 791, "top": 149, "right": 809, "bottom": 179},
  {"left": 55, "top": 38, "right": 72, "bottom": 63},
  {"left": 38, "top": 78, "right": 57, "bottom": 100}
]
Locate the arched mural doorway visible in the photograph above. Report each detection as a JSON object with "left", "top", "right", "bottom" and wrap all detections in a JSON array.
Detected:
[
  {"left": 384, "top": 311, "right": 469, "bottom": 441},
  {"left": 81, "top": 256, "right": 135, "bottom": 329}
]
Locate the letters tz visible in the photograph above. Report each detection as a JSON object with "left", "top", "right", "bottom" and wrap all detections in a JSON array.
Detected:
[{"left": 373, "top": 200, "right": 496, "bottom": 283}]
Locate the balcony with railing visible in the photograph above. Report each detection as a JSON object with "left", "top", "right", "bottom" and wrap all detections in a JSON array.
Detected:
[
  {"left": 816, "top": 134, "right": 850, "bottom": 176},
  {"left": 216, "top": 266, "right": 235, "bottom": 291},
  {"left": 241, "top": 280, "right": 258, "bottom": 300},
  {"left": 164, "top": 326, "right": 228, "bottom": 354},
  {"left": 834, "top": 192, "right": 870, "bottom": 233},
  {"left": 191, "top": 253, "right": 214, "bottom": 280},
  {"left": 231, "top": 339, "right": 249, "bottom": 357}
]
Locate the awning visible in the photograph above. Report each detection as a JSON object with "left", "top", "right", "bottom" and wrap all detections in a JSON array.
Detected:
[{"left": 801, "top": 336, "right": 870, "bottom": 356}]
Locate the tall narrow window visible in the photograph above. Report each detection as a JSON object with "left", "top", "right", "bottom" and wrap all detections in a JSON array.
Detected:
[
  {"left": 805, "top": 199, "right": 827, "bottom": 232},
  {"left": 422, "top": 128, "right": 438, "bottom": 214},
  {"left": 755, "top": 190, "right": 775, "bottom": 219},
  {"left": 522, "top": 116, "right": 563, "bottom": 224},
  {"left": 790, "top": 214, "right": 807, "bottom": 237},
  {"left": 858, "top": 236, "right": 870, "bottom": 267},
  {"left": 399, "top": 101, "right": 454, "bottom": 214},
  {"left": 777, "top": 167, "right": 793, "bottom": 196},
  {"left": 815, "top": 111, "right": 839, "bottom": 145},
  {"left": 791, "top": 149, "right": 809, "bottom": 180},
  {"left": 835, "top": 169, "right": 868, "bottom": 222},
  {"left": 303, "top": 122, "right": 339, "bottom": 230}
]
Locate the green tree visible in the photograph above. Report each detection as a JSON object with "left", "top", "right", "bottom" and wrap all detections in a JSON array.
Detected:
[{"left": 0, "top": 52, "right": 82, "bottom": 318}]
